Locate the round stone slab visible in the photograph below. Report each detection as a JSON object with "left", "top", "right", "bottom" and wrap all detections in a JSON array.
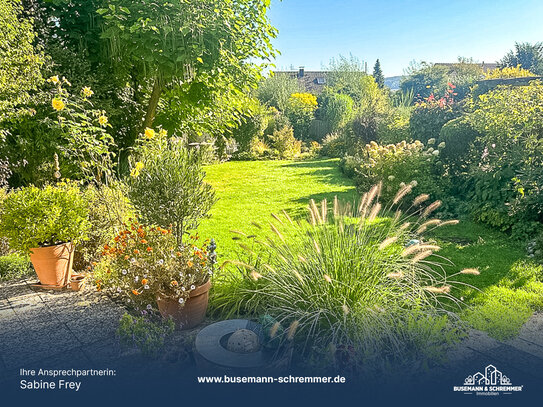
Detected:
[{"left": 195, "top": 319, "right": 268, "bottom": 368}]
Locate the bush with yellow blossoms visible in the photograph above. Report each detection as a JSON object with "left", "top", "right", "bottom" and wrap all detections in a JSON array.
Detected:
[
  {"left": 285, "top": 92, "right": 318, "bottom": 140},
  {"left": 48, "top": 75, "right": 115, "bottom": 183},
  {"left": 94, "top": 220, "right": 216, "bottom": 313}
]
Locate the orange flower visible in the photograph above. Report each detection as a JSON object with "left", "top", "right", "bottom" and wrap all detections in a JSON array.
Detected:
[
  {"left": 114, "top": 236, "right": 120, "bottom": 242},
  {"left": 187, "top": 260, "right": 194, "bottom": 267},
  {"left": 134, "top": 249, "right": 140, "bottom": 254},
  {"left": 141, "top": 239, "right": 147, "bottom": 244},
  {"left": 147, "top": 247, "right": 153, "bottom": 252},
  {"left": 176, "top": 252, "right": 182, "bottom": 257},
  {"left": 124, "top": 255, "right": 130, "bottom": 260},
  {"left": 141, "top": 278, "right": 148, "bottom": 285},
  {"left": 171, "top": 280, "right": 178, "bottom": 286},
  {"left": 132, "top": 290, "right": 140, "bottom": 296}
]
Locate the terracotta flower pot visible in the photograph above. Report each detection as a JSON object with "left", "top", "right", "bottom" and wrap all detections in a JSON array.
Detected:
[
  {"left": 29, "top": 242, "right": 74, "bottom": 287},
  {"left": 70, "top": 274, "right": 86, "bottom": 291},
  {"left": 157, "top": 279, "right": 211, "bottom": 330}
]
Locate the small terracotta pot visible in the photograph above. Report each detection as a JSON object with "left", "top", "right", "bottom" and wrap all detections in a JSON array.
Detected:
[
  {"left": 70, "top": 274, "right": 86, "bottom": 291},
  {"left": 29, "top": 242, "right": 74, "bottom": 287},
  {"left": 157, "top": 279, "right": 211, "bottom": 330}
]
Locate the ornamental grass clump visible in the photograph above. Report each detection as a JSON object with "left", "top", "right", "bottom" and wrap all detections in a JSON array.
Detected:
[{"left": 212, "top": 184, "right": 476, "bottom": 370}]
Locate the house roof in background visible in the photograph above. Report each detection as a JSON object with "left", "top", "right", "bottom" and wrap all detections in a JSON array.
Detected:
[
  {"left": 273, "top": 69, "right": 330, "bottom": 94},
  {"left": 434, "top": 62, "right": 499, "bottom": 72}
]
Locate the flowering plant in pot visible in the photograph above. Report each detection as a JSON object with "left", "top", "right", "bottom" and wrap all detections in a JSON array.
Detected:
[
  {"left": 0, "top": 182, "right": 90, "bottom": 286},
  {"left": 95, "top": 220, "right": 216, "bottom": 329}
]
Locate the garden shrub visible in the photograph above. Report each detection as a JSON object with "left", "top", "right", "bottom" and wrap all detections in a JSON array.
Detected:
[
  {"left": 350, "top": 113, "right": 378, "bottom": 145},
  {"left": 74, "top": 183, "right": 135, "bottom": 271},
  {"left": 320, "top": 132, "right": 347, "bottom": 158},
  {"left": 267, "top": 126, "right": 302, "bottom": 159},
  {"left": 316, "top": 92, "right": 354, "bottom": 132},
  {"left": 264, "top": 109, "right": 291, "bottom": 136},
  {"left": 438, "top": 116, "right": 479, "bottom": 180},
  {"left": 212, "top": 192, "right": 469, "bottom": 373},
  {"left": 484, "top": 65, "right": 535, "bottom": 79},
  {"left": 465, "top": 81, "right": 543, "bottom": 240},
  {"left": 0, "top": 182, "right": 90, "bottom": 254},
  {"left": 284, "top": 93, "right": 318, "bottom": 140},
  {"left": 409, "top": 84, "right": 461, "bottom": 143},
  {"left": 230, "top": 100, "right": 269, "bottom": 155},
  {"left": 256, "top": 74, "right": 301, "bottom": 111},
  {"left": 0, "top": 254, "right": 32, "bottom": 281},
  {"left": 343, "top": 140, "right": 445, "bottom": 204},
  {"left": 117, "top": 313, "right": 175, "bottom": 358},
  {"left": 378, "top": 107, "right": 412, "bottom": 144},
  {"left": 307, "top": 119, "right": 331, "bottom": 142}
]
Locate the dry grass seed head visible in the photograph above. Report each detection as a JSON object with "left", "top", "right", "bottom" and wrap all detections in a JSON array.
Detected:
[
  {"left": 413, "top": 194, "right": 430, "bottom": 206},
  {"left": 393, "top": 184, "right": 413, "bottom": 205},
  {"left": 422, "top": 200, "right": 442, "bottom": 217},
  {"left": 250, "top": 271, "right": 263, "bottom": 280},
  {"left": 269, "top": 322, "right": 280, "bottom": 338},
  {"left": 411, "top": 249, "right": 434, "bottom": 263},
  {"left": 368, "top": 202, "right": 382, "bottom": 221},
  {"left": 460, "top": 268, "right": 480, "bottom": 275},
  {"left": 270, "top": 223, "right": 285, "bottom": 243},
  {"left": 379, "top": 236, "right": 398, "bottom": 250},
  {"left": 287, "top": 320, "right": 300, "bottom": 340}
]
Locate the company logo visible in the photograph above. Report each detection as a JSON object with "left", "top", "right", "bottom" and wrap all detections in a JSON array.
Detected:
[{"left": 453, "top": 365, "right": 523, "bottom": 396}]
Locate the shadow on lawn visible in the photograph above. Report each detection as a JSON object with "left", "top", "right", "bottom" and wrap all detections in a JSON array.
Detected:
[{"left": 428, "top": 223, "right": 528, "bottom": 296}]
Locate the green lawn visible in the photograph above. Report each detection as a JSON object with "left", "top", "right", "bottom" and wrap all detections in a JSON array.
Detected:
[
  {"left": 199, "top": 158, "right": 543, "bottom": 340},
  {"left": 428, "top": 222, "right": 543, "bottom": 340},
  {"left": 199, "top": 158, "right": 357, "bottom": 259}
]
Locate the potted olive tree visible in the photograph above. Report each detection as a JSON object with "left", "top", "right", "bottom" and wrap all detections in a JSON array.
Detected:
[
  {"left": 122, "top": 129, "right": 217, "bottom": 328},
  {"left": 0, "top": 182, "right": 90, "bottom": 286}
]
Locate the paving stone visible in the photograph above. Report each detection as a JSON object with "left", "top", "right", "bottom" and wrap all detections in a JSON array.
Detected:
[
  {"left": 83, "top": 338, "right": 123, "bottom": 365},
  {"left": 65, "top": 315, "right": 121, "bottom": 345},
  {"left": 0, "top": 281, "right": 33, "bottom": 300},
  {"left": 2, "top": 323, "right": 80, "bottom": 369}
]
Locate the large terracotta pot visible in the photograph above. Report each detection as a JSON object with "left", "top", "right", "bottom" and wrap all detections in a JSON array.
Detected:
[
  {"left": 157, "top": 279, "right": 211, "bottom": 330},
  {"left": 29, "top": 242, "right": 74, "bottom": 286}
]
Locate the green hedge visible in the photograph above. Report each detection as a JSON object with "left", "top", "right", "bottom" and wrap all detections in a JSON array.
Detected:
[{"left": 0, "top": 254, "right": 33, "bottom": 281}]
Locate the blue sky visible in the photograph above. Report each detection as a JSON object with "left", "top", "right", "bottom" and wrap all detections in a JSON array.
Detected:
[{"left": 268, "top": 0, "right": 543, "bottom": 76}]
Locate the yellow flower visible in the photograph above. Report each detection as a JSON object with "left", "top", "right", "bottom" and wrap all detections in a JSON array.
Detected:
[
  {"left": 159, "top": 129, "right": 168, "bottom": 137},
  {"left": 144, "top": 128, "right": 155, "bottom": 139},
  {"left": 130, "top": 161, "right": 144, "bottom": 177},
  {"left": 98, "top": 115, "right": 108, "bottom": 126},
  {"left": 49, "top": 75, "right": 60, "bottom": 84},
  {"left": 52, "top": 98, "right": 65, "bottom": 111},
  {"left": 82, "top": 87, "right": 94, "bottom": 97}
]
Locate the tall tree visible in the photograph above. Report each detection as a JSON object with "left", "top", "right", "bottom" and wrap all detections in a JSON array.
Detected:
[
  {"left": 499, "top": 42, "right": 543, "bottom": 75},
  {"left": 372, "top": 59, "right": 385, "bottom": 88},
  {"left": 99, "top": 0, "right": 277, "bottom": 131},
  {"left": 0, "top": 0, "right": 43, "bottom": 117}
]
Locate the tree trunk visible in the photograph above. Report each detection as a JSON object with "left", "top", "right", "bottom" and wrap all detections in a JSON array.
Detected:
[{"left": 142, "top": 77, "right": 163, "bottom": 130}]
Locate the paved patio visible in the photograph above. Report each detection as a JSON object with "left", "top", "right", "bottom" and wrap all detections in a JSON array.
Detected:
[
  {"left": 0, "top": 278, "right": 126, "bottom": 380},
  {"left": 1, "top": 276, "right": 543, "bottom": 390}
]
